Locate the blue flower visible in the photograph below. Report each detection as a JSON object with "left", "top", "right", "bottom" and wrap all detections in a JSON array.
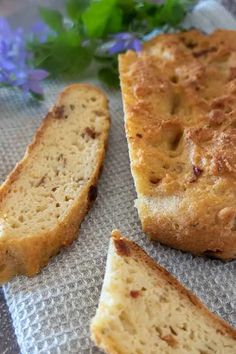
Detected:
[
  {"left": 21, "top": 69, "right": 49, "bottom": 95},
  {"left": 30, "top": 21, "right": 54, "bottom": 43},
  {"left": 109, "top": 33, "right": 142, "bottom": 55},
  {"left": 0, "top": 17, "right": 48, "bottom": 96}
]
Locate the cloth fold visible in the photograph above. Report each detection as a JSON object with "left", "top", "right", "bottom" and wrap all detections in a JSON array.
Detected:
[{"left": 1, "top": 1, "right": 236, "bottom": 353}]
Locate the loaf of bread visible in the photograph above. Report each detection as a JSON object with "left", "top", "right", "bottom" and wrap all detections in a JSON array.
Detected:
[
  {"left": 91, "top": 230, "right": 236, "bottom": 354},
  {"left": 119, "top": 30, "right": 236, "bottom": 260},
  {"left": 0, "top": 84, "right": 110, "bottom": 284}
]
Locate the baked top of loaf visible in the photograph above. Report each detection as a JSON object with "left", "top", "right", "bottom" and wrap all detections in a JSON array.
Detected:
[
  {"left": 119, "top": 30, "right": 236, "bottom": 260},
  {"left": 91, "top": 230, "right": 236, "bottom": 354},
  {"left": 0, "top": 84, "right": 110, "bottom": 283}
]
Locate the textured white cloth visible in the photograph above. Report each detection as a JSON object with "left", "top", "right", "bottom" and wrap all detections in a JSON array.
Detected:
[{"left": 1, "top": 1, "right": 236, "bottom": 353}]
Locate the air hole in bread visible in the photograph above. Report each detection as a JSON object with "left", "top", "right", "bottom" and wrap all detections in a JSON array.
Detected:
[
  {"left": 91, "top": 97, "right": 97, "bottom": 102},
  {"left": 56, "top": 203, "right": 60, "bottom": 208},
  {"left": 154, "top": 326, "right": 162, "bottom": 336},
  {"left": 174, "top": 223, "right": 180, "bottom": 230},
  {"left": 150, "top": 177, "right": 161, "bottom": 185},
  {"left": 170, "top": 75, "right": 178, "bottom": 84},
  {"left": 170, "top": 131, "right": 183, "bottom": 150},
  {"left": 170, "top": 94, "right": 181, "bottom": 115},
  {"left": 119, "top": 311, "right": 137, "bottom": 335},
  {"left": 36, "top": 205, "right": 47, "bottom": 213},
  {"left": 225, "top": 107, "right": 232, "bottom": 114},
  {"left": 18, "top": 215, "right": 24, "bottom": 223},
  {"left": 11, "top": 223, "right": 20, "bottom": 229},
  {"left": 180, "top": 37, "right": 198, "bottom": 49}
]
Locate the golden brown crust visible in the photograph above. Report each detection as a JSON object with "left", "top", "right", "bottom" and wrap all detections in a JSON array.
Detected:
[
  {"left": 0, "top": 83, "right": 110, "bottom": 284},
  {"left": 111, "top": 230, "right": 236, "bottom": 341},
  {"left": 119, "top": 30, "right": 236, "bottom": 260}
]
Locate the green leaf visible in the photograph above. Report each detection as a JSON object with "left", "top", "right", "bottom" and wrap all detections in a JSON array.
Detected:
[
  {"left": 56, "top": 29, "right": 81, "bottom": 47},
  {"left": 98, "top": 67, "right": 119, "bottom": 88},
  {"left": 39, "top": 7, "right": 64, "bottom": 33},
  {"left": 117, "top": 0, "right": 135, "bottom": 10},
  {"left": 155, "top": 0, "right": 186, "bottom": 27},
  {"left": 66, "top": 0, "right": 90, "bottom": 20},
  {"left": 105, "top": 6, "right": 123, "bottom": 33},
  {"left": 82, "top": 0, "right": 117, "bottom": 38}
]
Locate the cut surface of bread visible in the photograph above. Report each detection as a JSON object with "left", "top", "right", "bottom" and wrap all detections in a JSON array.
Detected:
[
  {"left": 119, "top": 30, "right": 236, "bottom": 260},
  {"left": 91, "top": 230, "right": 236, "bottom": 354},
  {"left": 0, "top": 84, "right": 110, "bottom": 283}
]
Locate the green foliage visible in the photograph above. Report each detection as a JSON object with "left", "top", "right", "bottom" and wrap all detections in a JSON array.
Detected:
[
  {"left": 82, "top": 0, "right": 120, "bottom": 38},
  {"left": 66, "top": 0, "right": 90, "bottom": 20},
  {"left": 30, "top": 0, "right": 195, "bottom": 88},
  {"left": 39, "top": 7, "right": 64, "bottom": 33},
  {"left": 155, "top": 0, "right": 187, "bottom": 26}
]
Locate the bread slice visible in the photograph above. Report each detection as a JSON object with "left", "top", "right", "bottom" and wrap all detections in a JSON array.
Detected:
[
  {"left": 119, "top": 30, "right": 236, "bottom": 260},
  {"left": 0, "top": 84, "right": 110, "bottom": 284},
  {"left": 91, "top": 230, "right": 236, "bottom": 354}
]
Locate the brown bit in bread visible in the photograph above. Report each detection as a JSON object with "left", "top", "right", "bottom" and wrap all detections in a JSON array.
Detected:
[
  {"left": 130, "top": 290, "right": 140, "bottom": 298},
  {"left": 70, "top": 104, "right": 75, "bottom": 111},
  {"left": 114, "top": 238, "right": 131, "bottom": 257},
  {"left": 193, "top": 165, "right": 203, "bottom": 177},
  {"left": 85, "top": 127, "right": 96, "bottom": 139},
  {"left": 161, "top": 335, "right": 178, "bottom": 348},
  {"left": 54, "top": 105, "right": 65, "bottom": 119},
  {"left": 35, "top": 176, "right": 46, "bottom": 187}
]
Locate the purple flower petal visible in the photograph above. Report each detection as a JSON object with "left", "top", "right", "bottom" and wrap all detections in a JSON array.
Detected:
[
  {"left": 0, "top": 17, "right": 11, "bottom": 38},
  {"left": 31, "top": 21, "right": 53, "bottom": 43},
  {"left": 132, "top": 39, "right": 142, "bottom": 52},
  {"left": 28, "top": 80, "right": 44, "bottom": 95},
  {"left": 109, "top": 41, "right": 125, "bottom": 55},
  {"left": 109, "top": 32, "right": 142, "bottom": 54},
  {"left": 113, "top": 33, "right": 132, "bottom": 41},
  {"left": 29, "top": 69, "right": 49, "bottom": 81},
  {"left": 13, "top": 71, "right": 28, "bottom": 86},
  {"left": 0, "top": 58, "right": 16, "bottom": 71}
]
